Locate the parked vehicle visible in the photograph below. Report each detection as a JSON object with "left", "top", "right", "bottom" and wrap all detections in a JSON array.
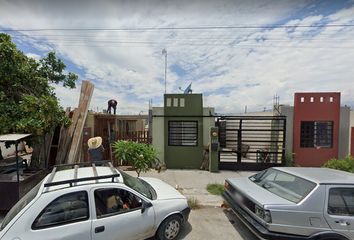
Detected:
[
  {"left": 0, "top": 162, "right": 190, "bottom": 240},
  {"left": 223, "top": 167, "right": 354, "bottom": 240}
]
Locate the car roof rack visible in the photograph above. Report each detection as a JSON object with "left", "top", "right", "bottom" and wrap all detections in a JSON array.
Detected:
[{"left": 44, "top": 161, "right": 120, "bottom": 189}]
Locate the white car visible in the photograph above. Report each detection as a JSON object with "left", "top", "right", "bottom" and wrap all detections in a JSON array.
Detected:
[{"left": 0, "top": 162, "right": 190, "bottom": 240}]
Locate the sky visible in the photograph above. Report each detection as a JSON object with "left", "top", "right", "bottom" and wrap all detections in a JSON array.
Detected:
[{"left": 0, "top": 0, "right": 354, "bottom": 114}]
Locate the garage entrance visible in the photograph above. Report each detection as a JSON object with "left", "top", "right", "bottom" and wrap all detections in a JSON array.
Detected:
[{"left": 216, "top": 116, "right": 286, "bottom": 171}]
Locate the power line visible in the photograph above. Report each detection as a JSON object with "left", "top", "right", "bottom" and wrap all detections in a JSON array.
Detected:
[{"left": 1, "top": 24, "right": 354, "bottom": 32}]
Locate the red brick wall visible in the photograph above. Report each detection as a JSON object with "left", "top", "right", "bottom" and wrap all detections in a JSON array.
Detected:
[
  {"left": 293, "top": 93, "right": 340, "bottom": 167},
  {"left": 351, "top": 127, "right": 354, "bottom": 157}
]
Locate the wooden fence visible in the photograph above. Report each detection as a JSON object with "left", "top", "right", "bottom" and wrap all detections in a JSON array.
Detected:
[{"left": 116, "top": 131, "right": 151, "bottom": 144}]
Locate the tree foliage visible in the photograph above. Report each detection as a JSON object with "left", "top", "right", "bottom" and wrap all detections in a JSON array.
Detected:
[
  {"left": 112, "top": 140, "right": 157, "bottom": 177},
  {"left": 0, "top": 33, "right": 77, "bottom": 135}
]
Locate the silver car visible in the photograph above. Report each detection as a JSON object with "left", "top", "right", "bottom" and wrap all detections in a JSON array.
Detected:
[{"left": 223, "top": 167, "right": 354, "bottom": 240}]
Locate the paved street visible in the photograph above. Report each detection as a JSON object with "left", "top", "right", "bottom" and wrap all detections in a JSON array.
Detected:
[{"left": 178, "top": 207, "right": 258, "bottom": 240}]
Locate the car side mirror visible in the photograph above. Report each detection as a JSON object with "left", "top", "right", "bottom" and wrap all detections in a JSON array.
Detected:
[{"left": 141, "top": 201, "right": 152, "bottom": 214}]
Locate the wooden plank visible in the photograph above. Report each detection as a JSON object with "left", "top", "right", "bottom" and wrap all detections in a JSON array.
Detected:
[
  {"left": 107, "top": 121, "right": 113, "bottom": 162},
  {"left": 67, "top": 81, "right": 94, "bottom": 164},
  {"left": 60, "top": 82, "right": 89, "bottom": 164},
  {"left": 55, "top": 107, "right": 71, "bottom": 165}
]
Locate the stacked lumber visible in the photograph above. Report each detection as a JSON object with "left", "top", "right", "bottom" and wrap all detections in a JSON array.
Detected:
[{"left": 55, "top": 81, "right": 94, "bottom": 164}]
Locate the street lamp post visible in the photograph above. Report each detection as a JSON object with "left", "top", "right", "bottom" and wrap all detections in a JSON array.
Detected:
[{"left": 162, "top": 48, "right": 167, "bottom": 94}]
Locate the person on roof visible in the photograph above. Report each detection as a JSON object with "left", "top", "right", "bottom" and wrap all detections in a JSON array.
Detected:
[{"left": 88, "top": 136, "right": 105, "bottom": 163}]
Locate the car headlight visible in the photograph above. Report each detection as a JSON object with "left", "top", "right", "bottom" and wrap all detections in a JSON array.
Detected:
[{"left": 255, "top": 206, "right": 272, "bottom": 223}]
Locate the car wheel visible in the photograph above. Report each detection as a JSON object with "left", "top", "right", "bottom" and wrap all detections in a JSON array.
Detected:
[{"left": 157, "top": 215, "right": 182, "bottom": 240}]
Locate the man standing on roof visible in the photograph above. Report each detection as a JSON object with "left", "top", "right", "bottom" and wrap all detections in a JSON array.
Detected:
[
  {"left": 88, "top": 137, "right": 105, "bottom": 164},
  {"left": 107, "top": 99, "right": 118, "bottom": 114}
]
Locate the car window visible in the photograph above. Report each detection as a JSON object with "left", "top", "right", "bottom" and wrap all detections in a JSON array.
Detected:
[
  {"left": 32, "top": 191, "right": 89, "bottom": 230},
  {"left": 250, "top": 168, "right": 316, "bottom": 203},
  {"left": 328, "top": 188, "right": 354, "bottom": 216},
  {"left": 94, "top": 188, "right": 142, "bottom": 218},
  {"left": 120, "top": 171, "right": 155, "bottom": 200},
  {"left": 0, "top": 180, "right": 42, "bottom": 231}
]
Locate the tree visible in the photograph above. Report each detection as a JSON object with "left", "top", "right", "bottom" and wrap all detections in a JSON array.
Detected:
[
  {"left": 112, "top": 141, "right": 157, "bottom": 177},
  {"left": 0, "top": 33, "right": 78, "bottom": 159}
]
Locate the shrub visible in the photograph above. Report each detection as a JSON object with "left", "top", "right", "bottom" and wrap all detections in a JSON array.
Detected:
[
  {"left": 112, "top": 140, "right": 157, "bottom": 177},
  {"left": 283, "top": 152, "right": 294, "bottom": 167},
  {"left": 323, "top": 156, "right": 354, "bottom": 173},
  {"left": 187, "top": 197, "right": 201, "bottom": 210}
]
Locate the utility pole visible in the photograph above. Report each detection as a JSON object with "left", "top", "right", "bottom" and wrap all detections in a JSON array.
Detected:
[{"left": 162, "top": 49, "right": 167, "bottom": 94}]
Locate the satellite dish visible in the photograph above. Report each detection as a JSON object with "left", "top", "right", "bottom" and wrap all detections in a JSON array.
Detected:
[
  {"left": 179, "top": 83, "right": 193, "bottom": 94},
  {"left": 184, "top": 83, "right": 192, "bottom": 94}
]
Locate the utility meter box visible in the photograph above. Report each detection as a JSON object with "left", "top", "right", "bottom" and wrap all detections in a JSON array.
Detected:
[{"left": 209, "top": 127, "right": 219, "bottom": 172}]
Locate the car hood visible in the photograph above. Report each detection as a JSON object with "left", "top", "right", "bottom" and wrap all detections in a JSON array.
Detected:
[
  {"left": 228, "top": 177, "right": 295, "bottom": 207},
  {"left": 141, "top": 177, "right": 186, "bottom": 200}
]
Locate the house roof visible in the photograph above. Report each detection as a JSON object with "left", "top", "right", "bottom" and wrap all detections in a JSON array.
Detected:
[{"left": 0, "top": 134, "right": 32, "bottom": 142}]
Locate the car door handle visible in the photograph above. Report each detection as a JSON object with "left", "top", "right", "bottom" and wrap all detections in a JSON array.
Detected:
[
  {"left": 95, "top": 226, "right": 105, "bottom": 233},
  {"left": 335, "top": 220, "right": 350, "bottom": 226}
]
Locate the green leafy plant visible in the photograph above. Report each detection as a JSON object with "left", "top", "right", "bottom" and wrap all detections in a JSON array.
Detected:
[
  {"left": 187, "top": 197, "right": 201, "bottom": 210},
  {"left": 206, "top": 183, "right": 225, "bottom": 196},
  {"left": 283, "top": 152, "right": 294, "bottom": 167},
  {"left": 112, "top": 140, "right": 157, "bottom": 177},
  {"left": 323, "top": 156, "right": 354, "bottom": 173}
]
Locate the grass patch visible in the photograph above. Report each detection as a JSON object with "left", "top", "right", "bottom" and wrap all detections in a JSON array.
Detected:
[
  {"left": 187, "top": 197, "right": 201, "bottom": 210},
  {"left": 206, "top": 183, "right": 224, "bottom": 196}
]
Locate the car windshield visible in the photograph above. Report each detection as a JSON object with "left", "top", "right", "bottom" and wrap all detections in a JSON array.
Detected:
[
  {"left": 0, "top": 180, "right": 42, "bottom": 231},
  {"left": 249, "top": 168, "right": 316, "bottom": 203},
  {"left": 120, "top": 171, "right": 156, "bottom": 200}
]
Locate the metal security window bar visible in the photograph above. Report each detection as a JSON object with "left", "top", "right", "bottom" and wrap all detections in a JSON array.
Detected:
[
  {"left": 168, "top": 121, "right": 198, "bottom": 146},
  {"left": 300, "top": 121, "right": 333, "bottom": 148}
]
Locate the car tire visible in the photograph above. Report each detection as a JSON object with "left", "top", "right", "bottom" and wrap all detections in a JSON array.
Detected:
[{"left": 156, "top": 215, "right": 182, "bottom": 240}]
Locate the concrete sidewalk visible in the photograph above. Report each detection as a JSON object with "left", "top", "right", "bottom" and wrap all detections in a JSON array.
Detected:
[{"left": 125, "top": 169, "right": 255, "bottom": 207}]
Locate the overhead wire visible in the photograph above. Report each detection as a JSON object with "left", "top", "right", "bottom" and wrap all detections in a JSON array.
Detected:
[
  {"left": 1, "top": 23, "right": 354, "bottom": 31},
  {"left": 3, "top": 23, "right": 354, "bottom": 49}
]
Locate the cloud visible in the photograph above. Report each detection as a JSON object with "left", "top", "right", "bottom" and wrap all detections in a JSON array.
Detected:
[
  {"left": 25, "top": 52, "right": 41, "bottom": 61},
  {"left": 1, "top": 0, "right": 354, "bottom": 114}
]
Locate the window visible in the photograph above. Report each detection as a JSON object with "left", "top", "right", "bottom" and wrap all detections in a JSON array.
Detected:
[
  {"left": 166, "top": 98, "right": 171, "bottom": 107},
  {"left": 310, "top": 97, "right": 314, "bottom": 102},
  {"left": 94, "top": 188, "right": 142, "bottom": 218},
  {"left": 320, "top": 97, "right": 324, "bottom": 102},
  {"left": 328, "top": 188, "right": 354, "bottom": 216},
  {"left": 120, "top": 171, "right": 156, "bottom": 200},
  {"left": 32, "top": 191, "right": 89, "bottom": 230},
  {"left": 168, "top": 121, "right": 198, "bottom": 146},
  {"left": 180, "top": 98, "right": 185, "bottom": 107},
  {"left": 300, "top": 121, "right": 333, "bottom": 148},
  {"left": 173, "top": 98, "right": 178, "bottom": 107},
  {"left": 330, "top": 97, "right": 334, "bottom": 102},
  {"left": 300, "top": 97, "right": 305, "bottom": 103},
  {"left": 249, "top": 168, "right": 316, "bottom": 203}
]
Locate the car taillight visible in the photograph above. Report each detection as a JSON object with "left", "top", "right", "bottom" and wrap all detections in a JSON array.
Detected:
[
  {"left": 224, "top": 181, "right": 231, "bottom": 191},
  {"left": 255, "top": 206, "right": 272, "bottom": 223}
]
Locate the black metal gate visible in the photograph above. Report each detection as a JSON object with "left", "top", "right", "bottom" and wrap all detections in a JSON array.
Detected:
[{"left": 216, "top": 116, "right": 286, "bottom": 171}]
